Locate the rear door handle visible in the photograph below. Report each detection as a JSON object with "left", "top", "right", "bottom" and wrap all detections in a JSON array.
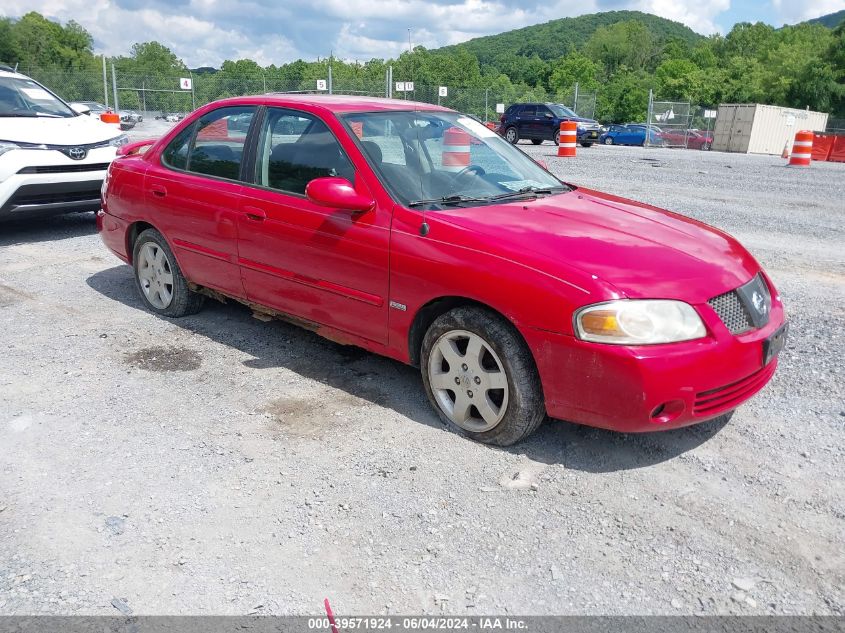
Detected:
[
  {"left": 151, "top": 184, "right": 167, "bottom": 198},
  {"left": 243, "top": 206, "right": 267, "bottom": 221}
]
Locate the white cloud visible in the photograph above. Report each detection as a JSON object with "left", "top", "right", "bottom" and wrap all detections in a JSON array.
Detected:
[
  {"left": 771, "top": 0, "right": 845, "bottom": 24},
  {"left": 0, "top": 0, "right": 767, "bottom": 67}
]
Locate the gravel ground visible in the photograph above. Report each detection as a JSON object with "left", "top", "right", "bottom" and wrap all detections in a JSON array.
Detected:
[{"left": 0, "top": 141, "right": 843, "bottom": 617}]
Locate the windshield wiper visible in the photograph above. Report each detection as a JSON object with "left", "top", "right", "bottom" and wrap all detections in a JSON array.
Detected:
[
  {"left": 407, "top": 194, "right": 490, "bottom": 207},
  {"left": 0, "top": 113, "right": 40, "bottom": 117},
  {"left": 485, "top": 186, "right": 569, "bottom": 202}
]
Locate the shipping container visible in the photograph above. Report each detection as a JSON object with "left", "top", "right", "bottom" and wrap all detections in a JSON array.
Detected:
[{"left": 712, "top": 104, "right": 829, "bottom": 155}]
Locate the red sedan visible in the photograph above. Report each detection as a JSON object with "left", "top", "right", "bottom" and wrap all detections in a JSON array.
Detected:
[
  {"left": 98, "top": 95, "right": 787, "bottom": 446},
  {"left": 660, "top": 128, "right": 713, "bottom": 150}
]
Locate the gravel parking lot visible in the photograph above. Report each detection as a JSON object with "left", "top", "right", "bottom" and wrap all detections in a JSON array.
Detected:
[{"left": 1, "top": 137, "right": 843, "bottom": 616}]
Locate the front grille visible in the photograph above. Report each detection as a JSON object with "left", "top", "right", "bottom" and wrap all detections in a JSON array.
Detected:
[
  {"left": 708, "top": 290, "right": 754, "bottom": 334},
  {"left": 693, "top": 362, "right": 777, "bottom": 415},
  {"left": 18, "top": 163, "right": 110, "bottom": 175}
]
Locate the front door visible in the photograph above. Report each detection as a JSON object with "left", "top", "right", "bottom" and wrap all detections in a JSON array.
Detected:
[{"left": 236, "top": 107, "right": 390, "bottom": 345}]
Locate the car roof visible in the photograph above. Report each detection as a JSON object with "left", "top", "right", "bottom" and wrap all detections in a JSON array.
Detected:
[
  {"left": 213, "top": 93, "right": 451, "bottom": 114},
  {"left": 0, "top": 68, "right": 29, "bottom": 80}
]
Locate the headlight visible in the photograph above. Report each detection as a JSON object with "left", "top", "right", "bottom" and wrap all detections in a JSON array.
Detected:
[
  {"left": 0, "top": 141, "right": 20, "bottom": 157},
  {"left": 108, "top": 134, "right": 129, "bottom": 147},
  {"left": 574, "top": 300, "right": 706, "bottom": 345}
]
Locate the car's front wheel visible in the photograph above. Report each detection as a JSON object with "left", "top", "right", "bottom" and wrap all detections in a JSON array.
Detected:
[
  {"left": 132, "top": 228, "right": 204, "bottom": 317},
  {"left": 421, "top": 307, "right": 545, "bottom": 446},
  {"left": 504, "top": 127, "right": 519, "bottom": 144},
  {"left": 604, "top": 137, "right": 614, "bottom": 145}
]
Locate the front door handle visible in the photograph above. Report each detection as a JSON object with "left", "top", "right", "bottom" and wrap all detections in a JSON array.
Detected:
[
  {"left": 243, "top": 206, "right": 267, "bottom": 222},
  {"left": 151, "top": 184, "right": 167, "bottom": 198}
]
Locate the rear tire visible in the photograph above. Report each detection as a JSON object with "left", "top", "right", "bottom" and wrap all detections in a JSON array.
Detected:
[
  {"left": 553, "top": 130, "right": 560, "bottom": 145},
  {"left": 132, "top": 228, "right": 204, "bottom": 318},
  {"left": 504, "top": 127, "right": 519, "bottom": 144},
  {"left": 421, "top": 307, "right": 545, "bottom": 446},
  {"left": 701, "top": 142, "right": 711, "bottom": 151}
]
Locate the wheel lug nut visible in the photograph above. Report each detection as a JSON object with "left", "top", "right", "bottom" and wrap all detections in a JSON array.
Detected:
[
  {"left": 467, "top": 390, "right": 474, "bottom": 398},
  {"left": 474, "top": 376, "right": 481, "bottom": 385},
  {"left": 461, "top": 363, "right": 468, "bottom": 371},
  {"left": 454, "top": 377, "right": 460, "bottom": 385}
]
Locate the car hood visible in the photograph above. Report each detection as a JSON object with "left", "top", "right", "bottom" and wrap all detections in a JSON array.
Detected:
[
  {"left": 432, "top": 188, "right": 759, "bottom": 303},
  {"left": 0, "top": 114, "right": 121, "bottom": 145},
  {"left": 570, "top": 117, "right": 599, "bottom": 125}
]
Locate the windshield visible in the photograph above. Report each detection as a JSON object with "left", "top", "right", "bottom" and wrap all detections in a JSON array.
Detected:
[
  {"left": 548, "top": 104, "right": 577, "bottom": 118},
  {"left": 0, "top": 77, "right": 76, "bottom": 118},
  {"left": 341, "top": 111, "right": 568, "bottom": 209}
]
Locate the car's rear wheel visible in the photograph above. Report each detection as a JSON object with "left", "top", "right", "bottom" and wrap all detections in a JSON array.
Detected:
[
  {"left": 531, "top": 139, "right": 543, "bottom": 145},
  {"left": 421, "top": 307, "right": 545, "bottom": 446},
  {"left": 604, "top": 137, "right": 614, "bottom": 145},
  {"left": 132, "top": 228, "right": 204, "bottom": 317},
  {"left": 553, "top": 130, "right": 561, "bottom": 145},
  {"left": 504, "top": 127, "right": 519, "bottom": 144},
  {"left": 701, "top": 142, "right": 711, "bottom": 151}
]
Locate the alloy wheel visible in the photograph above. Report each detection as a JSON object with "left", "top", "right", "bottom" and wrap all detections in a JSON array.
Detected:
[
  {"left": 137, "top": 242, "right": 174, "bottom": 309},
  {"left": 427, "top": 329, "right": 509, "bottom": 433}
]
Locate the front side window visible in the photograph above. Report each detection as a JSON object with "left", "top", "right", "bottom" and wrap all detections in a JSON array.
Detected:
[
  {"left": 342, "top": 111, "right": 567, "bottom": 209},
  {"left": 548, "top": 104, "right": 577, "bottom": 119},
  {"left": 521, "top": 105, "right": 536, "bottom": 117},
  {"left": 254, "top": 108, "right": 354, "bottom": 195},
  {"left": 0, "top": 76, "right": 76, "bottom": 118}
]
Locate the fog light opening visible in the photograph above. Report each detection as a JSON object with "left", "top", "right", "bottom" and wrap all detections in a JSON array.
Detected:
[{"left": 650, "top": 400, "right": 685, "bottom": 424}]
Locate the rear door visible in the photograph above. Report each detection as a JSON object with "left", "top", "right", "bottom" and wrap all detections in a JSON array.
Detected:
[
  {"left": 145, "top": 105, "right": 256, "bottom": 298},
  {"left": 236, "top": 107, "right": 390, "bottom": 344}
]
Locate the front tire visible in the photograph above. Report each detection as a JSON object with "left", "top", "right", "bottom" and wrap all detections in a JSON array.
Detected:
[
  {"left": 132, "top": 228, "right": 204, "bottom": 317},
  {"left": 421, "top": 307, "right": 545, "bottom": 446},
  {"left": 604, "top": 137, "right": 614, "bottom": 145},
  {"left": 504, "top": 127, "right": 519, "bottom": 144}
]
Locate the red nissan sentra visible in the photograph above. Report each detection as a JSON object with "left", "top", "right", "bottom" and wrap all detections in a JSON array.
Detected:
[{"left": 97, "top": 95, "right": 787, "bottom": 446}]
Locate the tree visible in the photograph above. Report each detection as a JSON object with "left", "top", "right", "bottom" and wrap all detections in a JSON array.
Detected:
[{"left": 549, "top": 52, "right": 601, "bottom": 94}]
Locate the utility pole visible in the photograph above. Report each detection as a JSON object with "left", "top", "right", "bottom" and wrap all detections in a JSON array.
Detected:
[
  {"left": 388, "top": 66, "right": 393, "bottom": 99},
  {"left": 573, "top": 82, "right": 579, "bottom": 113},
  {"left": 328, "top": 52, "right": 333, "bottom": 95},
  {"left": 102, "top": 55, "right": 109, "bottom": 108},
  {"left": 111, "top": 63, "right": 119, "bottom": 112}
]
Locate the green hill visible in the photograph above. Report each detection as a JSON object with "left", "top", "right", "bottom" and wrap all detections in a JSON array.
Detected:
[
  {"left": 807, "top": 9, "right": 845, "bottom": 28},
  {"left": 437, "top": 10, "right": 703, "bottom": 63}
]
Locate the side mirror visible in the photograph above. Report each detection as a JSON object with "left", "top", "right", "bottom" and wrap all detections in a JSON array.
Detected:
[
  {"left": 305, "top": 177, "right": 374, "bottom": 213},
  {"left": 544, "top": 112, "right": 553, "bottom": 118},
  {"left": 69, "top": 102, "right": 91, "bottom": 115}
]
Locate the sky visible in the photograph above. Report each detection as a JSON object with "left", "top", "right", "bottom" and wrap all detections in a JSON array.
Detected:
[{"left": 2, "top": 0, "right": 844, "bottom": 67}]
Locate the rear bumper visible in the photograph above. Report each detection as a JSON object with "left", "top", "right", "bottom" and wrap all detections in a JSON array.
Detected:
[
  {"left": 525, "top": 305, "right": 786, "bottom": 433},
  {"left": 97, "top": 209, "right": 132, "bottom": 263}
]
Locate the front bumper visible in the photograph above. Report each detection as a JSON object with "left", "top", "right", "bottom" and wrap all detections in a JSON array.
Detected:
[
  {"left": 525, "top": 298, "right": 787, "bottom": 432},
  {"left": 0, "top": 147, "right": 115, "bottom": 220}
]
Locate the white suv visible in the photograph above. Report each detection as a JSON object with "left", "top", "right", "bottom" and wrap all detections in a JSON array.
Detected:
[{"left": 0, "top": 67, "right": 128, "bottom": 221}]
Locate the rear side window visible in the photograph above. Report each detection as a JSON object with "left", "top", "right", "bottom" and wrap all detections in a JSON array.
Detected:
[
  {"left": 188, "top": 106, "right": 256, "bottom": 180},
  {"left": 254, "top": 108, "right": 354, "bottom": 195},
  {"left": 161, "top": 124, "right": 195, "bottom": 170},
  {"left": 521, "top": 105, "right": 536, "bottom": 117}
]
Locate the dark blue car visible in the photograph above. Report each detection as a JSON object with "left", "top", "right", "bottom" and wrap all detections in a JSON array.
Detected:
[
  {"left": 499, "top": 102, "right": 602, "bottom": 147},
  {"left": 599, "top": 124, "right": 664, "bottom": 147}
]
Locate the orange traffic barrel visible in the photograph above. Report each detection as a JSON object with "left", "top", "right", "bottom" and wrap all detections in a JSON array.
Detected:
[
  {"left": 557, "top": 121, "right": 577, "bottom": 157},
  {"left": 787, "top": 130, "right": 813, "bottom": 167},
  {"left": 442, "top": 127, "right": 471, "bottom": 172},
  {"left": 100, "top": 112, "right": 120, "bottom": 124}
]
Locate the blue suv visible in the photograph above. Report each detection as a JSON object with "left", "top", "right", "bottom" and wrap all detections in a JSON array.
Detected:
[{"left": 499, "top": 102, "right": 602, "bottom": 147}]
